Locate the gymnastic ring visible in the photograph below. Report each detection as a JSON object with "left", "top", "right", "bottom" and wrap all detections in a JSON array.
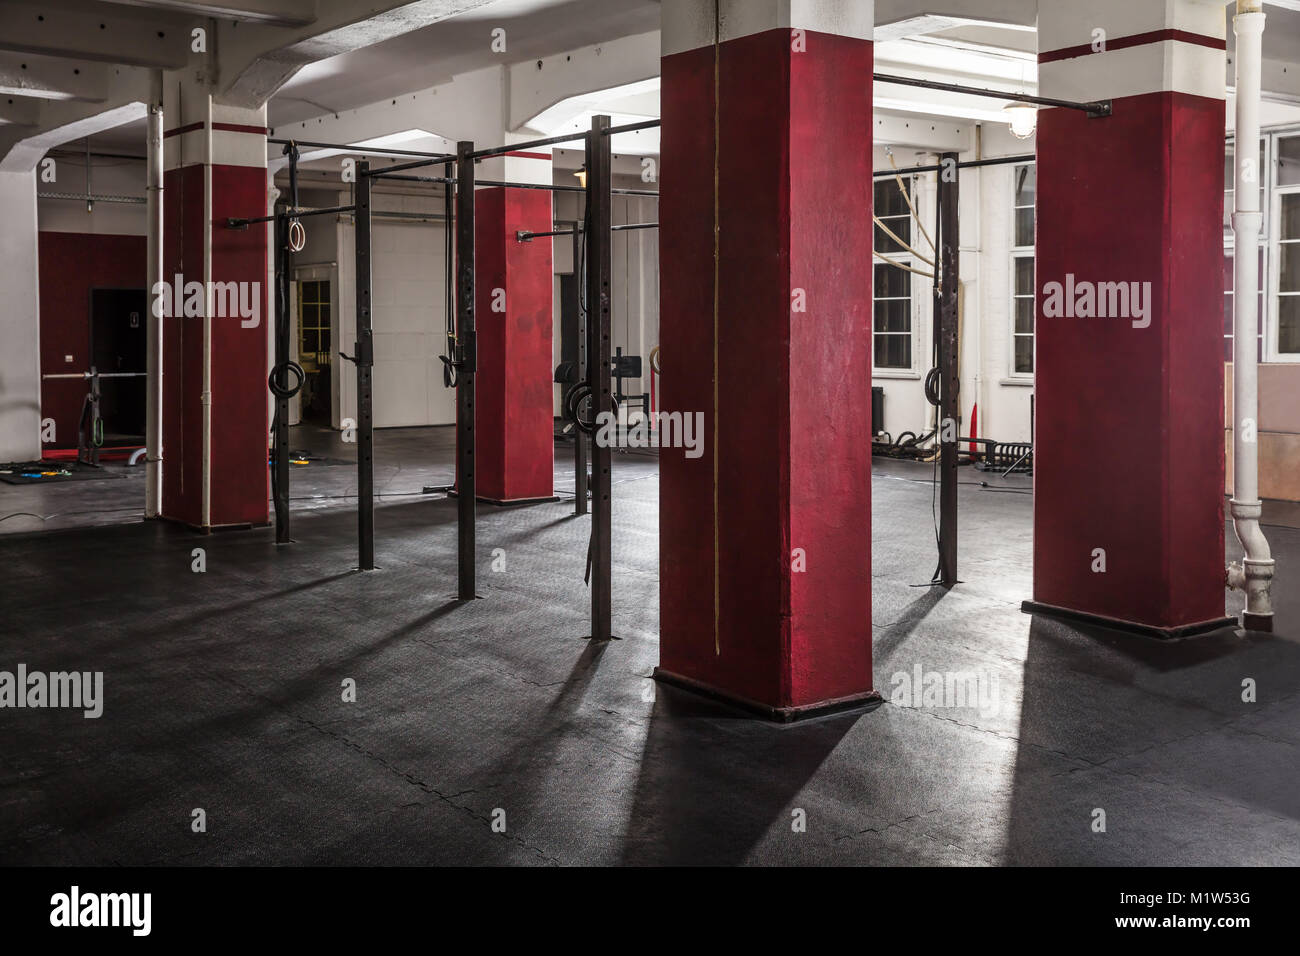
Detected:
[
  {"left": 649, "top": 345, "right": 661, "bottom": 374},
  {"left": 288, "top": 218, "right": 306, "bottom": 253},
  {"left": 268, "top": 361, "right": 305, "bottom": 399}
]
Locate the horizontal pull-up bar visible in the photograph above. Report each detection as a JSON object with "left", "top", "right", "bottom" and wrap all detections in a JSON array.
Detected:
[
  {"left": 470, "top": 118, "right": 662, "bottom": 160},
  {"left": 600, "top": 119, "right": 661, "bottom": 136},
  {"left": 517, "top": 222, "right": 658, "bottom": 242},
  {"left": 872, "top": 153, "right": 1035, "bottom": 179},
  {"left": 873, "top": 72, "right": 1111, "bottom": 117},
  {"left": 226, "top": 203, "right": 356, "bottom": 229},
  {"left": 268, "top": 137, "right": 456, "bottom": 162},
  {"left": 371, "top": 172, "right": 658, "bottom": 197}
]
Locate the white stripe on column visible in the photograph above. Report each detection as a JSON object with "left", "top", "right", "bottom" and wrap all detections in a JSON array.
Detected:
[
  {"left": 662, "top": 0, "right": 874, "bottom": 57},
  {"left": 1038, "top": 0, "right": 1225, "bottom": 54},
  {"left": 1040, "top": 40, "right": 1226, "bottom": 103}
]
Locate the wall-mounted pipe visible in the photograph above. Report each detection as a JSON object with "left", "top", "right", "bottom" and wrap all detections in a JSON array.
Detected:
[
  {"left": 201, "top": 92, "right": 213, "bottom": 531},
  {"left": 1227, "top": 0, "right": 1275, "bottom": 631}
]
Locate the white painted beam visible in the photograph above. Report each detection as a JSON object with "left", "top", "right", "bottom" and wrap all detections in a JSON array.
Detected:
[
  {"left": 215, "top": 0, "right": 499, "bottom": 108},
  {"left": 0, "top": 68, "right": 150, "bottom": 172},
  {"left": 0, "top": 52, "right": 110, "bottom": 103},
  {"left": 508, "top": 31, "right": 659, "bottom": 133},
  {"left": 97, "top": 0, "right": 316, "bottom": 28},
  {"left": 873, "top": 0, "right": 1037, "bottom": 38},
  {"left": 0, "top": 2, "right": 192, "bottom": 70}
]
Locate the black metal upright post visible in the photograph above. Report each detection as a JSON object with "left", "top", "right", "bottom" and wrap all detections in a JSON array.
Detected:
[
  {"left": 273, "top": 206, "right": 291, "bottom": 543},
  {"left": 455, "top": 142, "right": 477, "bottom": 600},
  {"left": 587, "top": 116, "right": 613, "bottom": 640},
  {"left": 354, "top": 161, "right": 375, "bottom": 570},
  {"left": 937, "top": 152, "right": 960, "bottom": 587},
  {"left": 574, "top": 224, "right": 588, "bottom": 516}
]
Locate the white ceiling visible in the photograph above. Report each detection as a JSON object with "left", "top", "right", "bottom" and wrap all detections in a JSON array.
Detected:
[
  {"left": 79, "top": 1, "right": 1300, "bottom": 157},
  {"left": 272, "top": 0, "right": 660, "bottom": 126}
]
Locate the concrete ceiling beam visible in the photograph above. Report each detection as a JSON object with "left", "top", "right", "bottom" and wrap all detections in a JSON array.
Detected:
[
  {"left": 95, "top": 0, "right": 316, "bottom": 28},
  {"left": 0, "top": 68, "right": 150, "bottom": 172},
  {"left": 0, "top": 52, "right": 111, "bottom": 103},
  {"left": 215, "top": 0, "right": 499, "bottom": 108},
  {"left": 0, "top": 2, "right": 193, "bottom": 70}
]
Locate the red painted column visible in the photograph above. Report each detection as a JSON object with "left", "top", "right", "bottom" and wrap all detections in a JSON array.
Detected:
[
  {"left": 657, "top": 1, "right": 877, "bottom": 718},
  {"left": 471, "top": 185, "right": 555, "bottom": 504},
  {"left": 1031, "top": 1, "right": 1230, "bottom": 634},
  {"left": 160, "top": 83, "right": 269, "bottom": 530}
]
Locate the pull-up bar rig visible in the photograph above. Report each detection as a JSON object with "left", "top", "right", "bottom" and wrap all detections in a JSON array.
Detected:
[{"left": 236, "top": 119, "right": 656, "bottom": 639}]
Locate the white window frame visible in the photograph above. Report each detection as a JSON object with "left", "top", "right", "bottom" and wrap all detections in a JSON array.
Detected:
[
  {"left": 1268, "top": 131, "right": 1300, "bottom": 362},
  {"left": 872, "top": 175, "right": 922, "bottom": 377},
  {"left": 1008, "top": 163, "right": 1036, "bottom": 380}
]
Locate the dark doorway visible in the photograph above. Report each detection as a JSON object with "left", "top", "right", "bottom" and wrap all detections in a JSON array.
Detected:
[
  {"left": 297, "top": 278, "right": 332, "bottom": 425},
  {"left": 89, "top": 287, "right": 147, "bottom": 443}
]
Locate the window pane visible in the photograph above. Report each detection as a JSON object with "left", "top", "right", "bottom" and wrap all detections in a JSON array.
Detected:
[
  {"left": 1281, "top": 194, "right": 1300, "bottom": 238},
  {"left": 302, "top": 329, "right": 318, "bottom": 354},
  {"left": 1015, "top": 208, "right": 1034, "bottom": 248},
  {"left": 875, "top": 221, "right": 908, "bottom": 254},
  {"left": 1281, "top": 296, "right": 1300, "bottom": 353},
  {"left": 1015, "top": 256, "right": 1034, "bottom": 296},
  {"left": 874, "top": 262, "right": 909, "bottom": 299},
  {"left": 1015, "top": 297, "right": 1034, "bottom": 335},
  {"left": 1015, "top": 165, "right": 1035, "bottom": 207},
  {"left": 1279, "top": 136, "right": 1300, "bottom": 187},
  {"left": 874, "top": 179, "right": 910, "bottom": 219},
  {"left": 875, "top": 334, "right": 911, "bottom": 369},
  {"left": 1281, "top": 243, "right": 1300, "bottom": 293},
  {"left": 320, "top": 327, "right": 330, "bottom": 351},
  {"left": 874, "top": 300, "right": 909, "bottom": 333},
  {"left": 1014, "top": 336, "right": 1033, "bottom": 374}
]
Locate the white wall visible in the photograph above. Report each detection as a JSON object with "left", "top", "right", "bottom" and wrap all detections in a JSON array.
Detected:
[
  {"left": 0, "top": 170, "right": 43, "bottom": 462},
  {"left": 37, "top": 155, "right": 146, "bottom": 236},
  {"left": 337, "top": 189, "right": 453, "bottom": 429},
  {"left": 550, "top": 171, "right": 660, "bottom": 419}
]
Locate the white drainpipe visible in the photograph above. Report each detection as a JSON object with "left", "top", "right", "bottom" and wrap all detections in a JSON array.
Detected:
[
  {"left": 1226, "top": 0, "right": 1274, "bottom": 630},
  {"left": 145, "top": 70, "right": 163, "bottom": 518}
]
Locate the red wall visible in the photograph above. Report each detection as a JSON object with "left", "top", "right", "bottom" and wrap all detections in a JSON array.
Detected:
[{"left": 37, "top": 232, "right": 146, "bottom": 450}]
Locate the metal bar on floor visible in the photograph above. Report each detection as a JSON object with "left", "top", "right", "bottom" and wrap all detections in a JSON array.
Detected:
[
  {"left": 354, "top": 160, "right": 376, "bottom": 570},
  {"left": 937, "top": 151, "right": 960, "bottom": 587},
  {"left": 455, "top": 141, "right": 478, "bottom": 601},
  {"left": 587, "top": 115, "right": 613, "bottom": 640}
]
